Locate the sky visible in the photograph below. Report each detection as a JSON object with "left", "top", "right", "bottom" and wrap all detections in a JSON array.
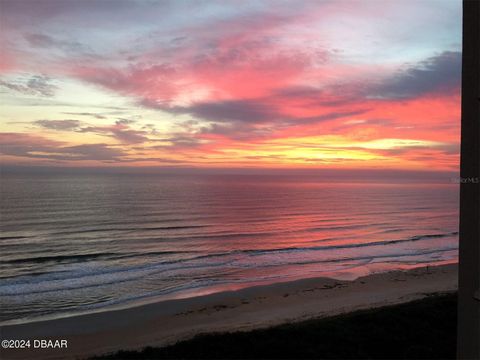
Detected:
[{"left": 0, "top": 0, "right": 462, "bottom": 171}]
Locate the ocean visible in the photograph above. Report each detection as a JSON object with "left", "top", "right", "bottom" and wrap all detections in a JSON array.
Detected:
[{"left": 0, "top": 173, "right": 459, "bottom": 325}]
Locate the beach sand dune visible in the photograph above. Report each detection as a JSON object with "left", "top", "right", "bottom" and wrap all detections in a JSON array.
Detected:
[{"left": 0, "top": 263, "right": 457, "bottom": 359}]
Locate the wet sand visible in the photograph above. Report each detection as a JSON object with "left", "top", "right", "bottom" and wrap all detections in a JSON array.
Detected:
[{"left": 0, "top": 263, "right": 457, "bottom": 359}]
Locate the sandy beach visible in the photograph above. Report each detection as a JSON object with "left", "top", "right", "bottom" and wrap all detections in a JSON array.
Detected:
[{"left": 0, "top": 263, "right": 457, "bottom": 359}]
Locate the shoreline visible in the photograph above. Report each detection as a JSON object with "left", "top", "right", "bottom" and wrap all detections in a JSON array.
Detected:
[
  {"left": 0, "top": 260, "right": 457, "bottom": 327},
  {"left": 0, "top": 263, "right": 457, "bottom": 359}
]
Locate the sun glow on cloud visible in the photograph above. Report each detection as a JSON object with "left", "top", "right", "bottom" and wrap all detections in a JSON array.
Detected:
[{"left": 0, "top": 0, "right": 461, "bottom": 171}]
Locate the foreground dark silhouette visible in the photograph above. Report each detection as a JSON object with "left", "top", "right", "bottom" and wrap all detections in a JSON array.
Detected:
[{"left": 94, "top": 292, "right": 456, "bottom": 359}]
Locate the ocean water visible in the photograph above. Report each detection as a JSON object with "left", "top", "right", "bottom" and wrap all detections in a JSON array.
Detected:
[{"left": 0, "top": 173, "right": 459, "bottom": 324}]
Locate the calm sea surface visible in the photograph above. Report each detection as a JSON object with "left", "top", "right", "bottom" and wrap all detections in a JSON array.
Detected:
[{"left": 0, "top": 174, "right": 459, "bottom": 324}]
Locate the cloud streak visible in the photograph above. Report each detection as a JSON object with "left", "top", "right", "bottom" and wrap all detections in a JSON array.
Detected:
[
  {"left": 34, "top": 119, "right": 82, "bottom": 131},
  {"left": 0, "top": 75, "right": 57, "bottom": 97},
  {"left": 0, "top": 133, "right": 125, "bottom": 162},
  {"left": 368, "top": 51, "right": 461, "bottom": 99}
]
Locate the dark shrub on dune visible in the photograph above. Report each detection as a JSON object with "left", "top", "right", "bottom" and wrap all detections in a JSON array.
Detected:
[{"left": 95, "top": 292, "right": 456, "bottom": 359}]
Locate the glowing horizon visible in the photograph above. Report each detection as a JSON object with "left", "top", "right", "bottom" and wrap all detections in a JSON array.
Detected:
[{"left": 0, "top": 0, "right": 461, "bottom": 171}]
